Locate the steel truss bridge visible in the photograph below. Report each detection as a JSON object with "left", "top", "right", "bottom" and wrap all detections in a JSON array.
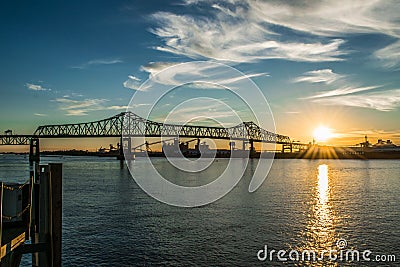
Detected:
[
  {"left": 0, "top": 112, "right": 305, "bottom": 152},
  {"left": 0, "top": 135, "right": 32, "bottom": 146}
]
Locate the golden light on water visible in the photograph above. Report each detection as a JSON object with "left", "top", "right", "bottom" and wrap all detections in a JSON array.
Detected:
[
  {"left": 316, "top": 164, "right": 331, "bottom": 229},
  {"left": 312, "top": 164, "right": 334, "bottom": 250},
  {"left": 318, "top": 164, "right": 329, "bottom": 204},
  {"left": 301, "top": 163, "right": 336, "bottom": 257}
]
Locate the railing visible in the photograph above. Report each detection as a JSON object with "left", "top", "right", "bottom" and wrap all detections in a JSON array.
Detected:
[{"left": 0, "top": 179, "right": 31, "bottom": 263}]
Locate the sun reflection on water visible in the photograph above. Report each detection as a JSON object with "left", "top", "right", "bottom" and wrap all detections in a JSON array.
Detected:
[
  {"left": 318, "top": 164, "right": 329, "bottom": 205},
  {"left": 316, "top": 164, "right": 332, "bottom": 239},
  {"left": 297, "top": 164, "right": 339, "bottom": 266}
]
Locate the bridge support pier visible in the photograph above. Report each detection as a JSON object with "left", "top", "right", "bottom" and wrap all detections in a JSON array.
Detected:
[
  {"left": 249, "top": 139, "right": 255, "bottom": 158},
  {"left": 29, "top": 138, "right": 40, "bottom": 182},
  {"left": 281, "top": 143, "right": 293, "bottom": 153},
  {"left": 242, "top": 139, "right": 256, "bottom": 158},
  {"left": 121, "top": 137, "right": 132, "bottom": 159},
  {"left": 119, "top": 136, "right": 123, "bottom": 157},
  {"left": 249, "top": 139, "right": 254, "bottom": 151},
  {"left": 196, "top": 138, "right": 200, "bottom": 154},
  {"left": 118, "top": 136, "right": 125, "bottom": 168}
]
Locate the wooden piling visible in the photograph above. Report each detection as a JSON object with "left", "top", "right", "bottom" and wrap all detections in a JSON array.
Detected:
[
  {"left": 1, "top": 183, "right": 3, "bottom": 261},
  {"left": 49, "top": 164, "right": 62, "bottom": 267},
  {"left": 37, "top": 165, "right": 50, "bottom": 266},
  {"left": 34, "top": 164, "right": 62, "bottom": 267}
]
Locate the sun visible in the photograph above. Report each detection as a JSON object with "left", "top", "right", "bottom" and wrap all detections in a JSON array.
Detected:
[{"left": 313, "top": 126, "right": 333, "bottom": 142}]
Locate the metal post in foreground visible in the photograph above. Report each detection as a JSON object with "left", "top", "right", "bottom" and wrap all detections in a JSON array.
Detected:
[
  {"left": 49, "top": 164, "right": 62, "bottom": 267},
  {"left": 32, "top": 163, "right": 62, "bottom": 267},
  {"left": 0, "top": 183, "right": 3, "bottom": 262}
]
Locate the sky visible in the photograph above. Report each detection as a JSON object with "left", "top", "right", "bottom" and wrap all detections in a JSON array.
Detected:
[{"left": 1, "top": 0, "right": 400, "bottom": 151}]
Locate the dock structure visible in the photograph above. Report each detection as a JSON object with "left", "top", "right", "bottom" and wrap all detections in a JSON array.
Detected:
[
  {"left": 1, "top": 181, "right": 30, "bottom": 266},
  {"left": 1, "top": 164, "right": 62, "bottom": 267}
]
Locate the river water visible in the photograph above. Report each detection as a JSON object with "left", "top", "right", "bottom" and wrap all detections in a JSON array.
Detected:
[{"left": 1, "top": 155, "right": 399, "bottom": 266}]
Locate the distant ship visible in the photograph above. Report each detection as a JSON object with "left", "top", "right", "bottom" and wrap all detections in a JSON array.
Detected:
[
  {"left": 369, "top": 139, "right": 400, "bottom": 152},
  {"left": 276, "top": 136, "right": 400, "bottom": 160},
  {"left": 352, "top": 136, "right": 400, "bottom": 159},
  {"left": 97, "top": 143, "right": 121, "bottom": 157}
]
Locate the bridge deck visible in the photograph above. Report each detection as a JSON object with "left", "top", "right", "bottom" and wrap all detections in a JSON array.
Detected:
[{"left": 0, "top": 112, "right": 299, "bottom": 146}]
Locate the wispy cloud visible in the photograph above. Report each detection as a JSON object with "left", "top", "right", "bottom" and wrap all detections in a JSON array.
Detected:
[
  {"left": 26, "top": 83, "right": 51, "bottom": 91},
  {"left": 34, "top": 113, "right": 48, "bottom": 117},
  {"left": 130, "top": 61, "right": 268, "bottom": 91},
  {"left": 107, "top": 105, "right": 129, "bottom": 110},
  {"left": 374, "top": 40, "right": 400, "bottom": 68},
  {"left": 123, "top": 62, "right": 191, "bottom": 90},
  {"left": 297, "top": 68, "right": 399, "bottom": 111},
  {"left": 150, "top": 1, "right": 400, "bottom": 64},
  {"left": 150, "top": 10, "right": 346, "bottom": 63},
  {"left": 245, "top": 0, "right": 400, "bottom": 38},
  {"left": 311, "top": 89, "right": 400, "bottom": 111},
  {"left": 141, "top": 62, "right": 269, "bottom": 90},
  {"left": 293, "top": 69, "right": 345, "bottom": 85},
  {"left": 123, "top": 75, "right": 142, "bottom": 90},
  {"left": 72, "top": 58, "right": 123, "bottom": 69},
  {"left": 53, "top": 97, "right": 127, "bottom": 116},
  {"left": 304, "top": 85, "right": 380, "bottom": 99},
  {"left": 54, "top": 98, "right": 108, "bottom": 116},
  {"left": 140, "top": 62, "right": 180, "bottom": 77},
  {"left": 62, "top": 92, "right": 84, "bottom": 98}
]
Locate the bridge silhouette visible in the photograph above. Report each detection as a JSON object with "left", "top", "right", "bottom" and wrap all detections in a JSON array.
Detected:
[
  {"left": 0, "top": 111, "right": 294, "bottom": 143},
  {"left": 0, "top": 112, "right": 307, "bottom": 156}
]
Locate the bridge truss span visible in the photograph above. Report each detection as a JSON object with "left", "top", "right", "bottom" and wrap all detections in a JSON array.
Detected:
[
  {"left": 1, "top": 112, "right": 293, "bottom": 145},
  {"left": 0, "top": 135, "right": 32, "bottom": 145},
  {"left": 33, "top": 113, "right": 124, "bottom": 137},
  {"left": 121, "top": 112, "right": 291, "bottom": 144}
]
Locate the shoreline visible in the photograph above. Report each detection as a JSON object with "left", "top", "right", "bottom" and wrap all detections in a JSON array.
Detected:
[{"left": 2, "top": 151, "right": 400, "bottom": 159}]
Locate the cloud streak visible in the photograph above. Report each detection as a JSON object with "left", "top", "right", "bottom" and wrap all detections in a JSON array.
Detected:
[
  {"left": 150, "top": 10, "right": 346, "bottom": 63},
  {"left": 72, "top": 58, "right": 123, "bottom": 69},
  {"left": 296, "top": 68, "right": 399, "bottom": 111},
  {"left": 26, "top": 83, "right": 51, "bottom": 91},
  {"left": 246, "top": 0, "right": 400, "bottom": 38},
  {"left": 305, "top": 85, "right": 380, "bottom": 99},
  {"left": 124, "top": 62, "right": 269, "bottom": 91},
  {"left": 149, "top": 0, "right": 400, "bottom": 66},
  {"left": 374, "top": 40, "right": 400, "bottom": 68},
  {"left": 311, "top": 89, "right": 400, "bottom": 111},
  {"left": 123, "top": 75, "right": 142, "bottom": 90},
  {"left": 53, "top": 97, "right": 127, "bottom": 116},
  {"left": 293, "top": 69, "right": 345, "bottom": 85},
  {"left": 34, "top": 113, "right": 48, "bottom": 117}
]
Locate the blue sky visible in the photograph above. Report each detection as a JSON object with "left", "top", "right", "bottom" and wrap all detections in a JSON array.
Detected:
[{"left": 1, "top": 0, "right": 400, "bottom": 149}]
